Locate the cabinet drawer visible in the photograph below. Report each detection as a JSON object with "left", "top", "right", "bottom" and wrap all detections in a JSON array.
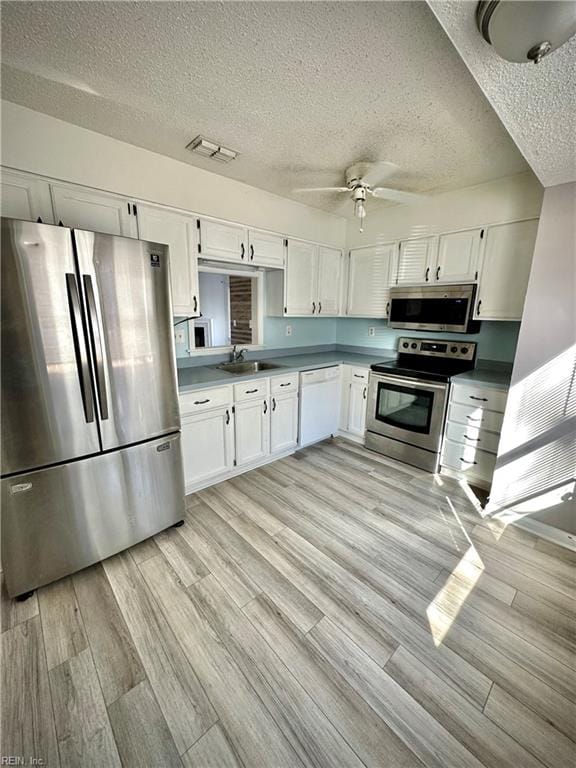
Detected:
[
  {"left": 448, "top": 402, "right": 504, "bottom": 434},
  {"left": 441, "top": 439, "right": 496, "bottom": 481},
  {"left": 271, "top": 373, "right": 299, "bottom": 394},
  {"left": 445, "top": 421, "right": 501, "bottom": 455},
  {"left": 451, "top": 383, "right": 507, "bottom": 413},
  {"left": 348, "top": 366, "right": 369, "bottom": 382},
  {"left": 234, "top": 378, "right": 270, "bottom": 403},
  {"left": 179, "top": 386, "right": 232, "bottom": 415}
]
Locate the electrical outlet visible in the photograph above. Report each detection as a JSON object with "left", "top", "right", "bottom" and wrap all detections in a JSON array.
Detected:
[
  {"left": 285, "top": 324, "right": 293, "bottom": 337},
  {"left": 174, "top": 329, "right": 185, "bottom": 344},
  {"left": 368, "top": 327, "right": 376, "bottom": 337}
]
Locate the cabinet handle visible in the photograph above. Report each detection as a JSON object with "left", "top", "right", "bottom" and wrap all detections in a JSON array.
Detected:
[
  {"left": 464, "top": 434, "right": 480, "bottom": 442},
  {"left": 425, "top": 267, "right": 430, "bottom": 282},
  {"left": 193, "top": 295, "right": 198, "bottom": 314},
  {"left": 469, "top": 395, "right": 488, "bottom": 402},
  {"left": 312, "top": 302, "right": 316, "bottom": 314},
  {"left": 318, "top": 302, "right": 322, "bottom": 314},
  {"left": 240, "top": 243, "right": 245, "bottom": 259},
  {"left": 279, "top": 382, "right": 292, "bottom": 387},
  {"left": 245, "top": 388, "right": 258, "bottom": 394},
  {"left": 272, "top": 397, "right": 277, "bottom": 411},
  {"left": 363, "top": 386, "right": 367, "bottom": 400},
  {"left": 436, "top": 266, "right": 441, "bottom": 280},
  {"left": 477, "top": 299, "right": 482, "bottom": 315},
  {"left": 250, "top": 244, "right": 254, "bottom": 261},
  {"left": 263, "top": 399, "right": 268, "bottom": 414},
  {"left": 225, "top": 409, "right": 230, "bottom": 425},
  {"left": 460, "top": 457, "right": 478, "bottom": 464},
  {"left": 194, "top": 398, "right": 210, "bottom": 405},
  {"left": 353, "top": 374, "right": 364, "bottom": 379},
  {"left": 386, "top": 300, "right": 390, "bottom": 316}
]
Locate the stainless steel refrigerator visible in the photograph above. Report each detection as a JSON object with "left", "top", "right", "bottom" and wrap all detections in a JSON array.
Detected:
[{"left": 1, "top": 218, "right": 185, "bottom": 597}]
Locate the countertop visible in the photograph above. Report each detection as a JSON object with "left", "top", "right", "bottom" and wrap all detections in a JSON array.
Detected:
[
  {"left": 451, "top": 366, "right": 512, "bottom": 391},
  {"left": 177, "top": 351, "right": 393, "bottom": 393}
]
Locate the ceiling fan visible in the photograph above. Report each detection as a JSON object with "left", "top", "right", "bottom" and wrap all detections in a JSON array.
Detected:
[{"left": 294, "top": 161, "right": 424, "bottom": 232}]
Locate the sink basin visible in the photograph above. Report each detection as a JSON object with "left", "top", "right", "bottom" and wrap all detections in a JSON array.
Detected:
[{"left": 214, "top": 360, "right": 285, "bottom": 375}]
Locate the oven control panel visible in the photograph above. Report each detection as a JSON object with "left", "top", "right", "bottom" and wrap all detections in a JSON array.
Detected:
[{"left": 397, "top": 337, "right": 476, "bottom": 361}]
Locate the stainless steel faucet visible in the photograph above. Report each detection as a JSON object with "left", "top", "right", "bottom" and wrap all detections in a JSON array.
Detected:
[{"left": 231, "top": 345, "right": 248, "bottom": 362}]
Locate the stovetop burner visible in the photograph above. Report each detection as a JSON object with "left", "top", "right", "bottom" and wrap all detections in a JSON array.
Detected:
[{"left": 370, "top": 336, "right": 477, "bottom": 383}]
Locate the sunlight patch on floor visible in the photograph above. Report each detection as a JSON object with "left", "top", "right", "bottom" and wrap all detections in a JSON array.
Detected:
[{"left": 426, "top": 544, "right": 484, "bottom": 647}]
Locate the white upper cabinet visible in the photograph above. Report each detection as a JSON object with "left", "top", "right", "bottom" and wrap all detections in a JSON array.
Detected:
[
  {"left": 285, "top": 240, "right": 318, "bottom": 315},
  {"left": 248, "top": 230, "right": 285, "bottom": 268},
  {"left": 435, "top": 228, "right": 483, "bottom": 283},
  {"left": 474, "top": 219, "right": 538, "bottom": 321},
  {"left": 136, "top": 204, "right": 200, "bottom": 318},
  {"left": 50, "top": 183, "right": 138, "bottom": 237},
  {"left": 317, "top": 246, "right": 343, "bottom": 316},
  {"left": 1, "top": 169, "right": 54, "bottom": 224},
  {"left": 347, "top": 243, "right": 396, "bottom": 317},
  {"left": 198, "top": 218, "right": 247, "bottom": 263},
  {"left": 395, "top": 236, "right": 437, "bottom": 285}
]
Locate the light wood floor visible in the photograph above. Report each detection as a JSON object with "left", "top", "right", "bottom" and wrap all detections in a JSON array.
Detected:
[{"left": 2, "top": 438, "right": 575, "bottom": 768}]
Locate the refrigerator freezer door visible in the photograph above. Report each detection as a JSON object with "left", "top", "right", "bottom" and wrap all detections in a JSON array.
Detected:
[
  {"left": 1, "top": 432, "right": 185, "bottom": 597},
  {"left": 74, "top": 230, "right": 180, "bottom": 450},
  {"left": 1, "top": 219, "right": 100, "bottom": 475}
]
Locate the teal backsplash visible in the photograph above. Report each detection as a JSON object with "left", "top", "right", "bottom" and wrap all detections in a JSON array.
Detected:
[{"left": 176, "top": 316, "right": 520, "bottom": 363}]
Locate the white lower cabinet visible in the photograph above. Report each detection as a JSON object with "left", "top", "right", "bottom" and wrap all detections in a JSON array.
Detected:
[
  {"left": 235, "top": 397, "right": 270, "bottom": 466},
  {"left": 270, "top": 392, "right": 299, "bottom": 453},
  {"left": 181, "top": 406, "right": 234, "bottom": 488},
  {"left": 339, "top": 366, "right": 369, "bottom": 442}
]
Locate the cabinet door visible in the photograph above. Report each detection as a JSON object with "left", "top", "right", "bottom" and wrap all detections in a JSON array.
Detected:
[
  {"left": 396, "top": 236, "right": 437, "bottom": 285},
  {"left": 136, "top": 204, "right": 200, "bottom": 317},
  {"left": 317, "top": 246, "right": 342, "bottom": 316},
  {"left": 1, "top": 170, "right": 54, "bottom": 223},
  {"left": 199, "top": 219, "right": 247, "bottom": 263},
  {"left": 235, "top": 398, "right": 270, "bottom": 466},
  {"left": 435, "top": 228, "right": 482, "bottom": 284},
  {"left": 51, "top": 184, "right": 137, "bottom": 236},
  {"left": 347, "top": 244, "right": 395, "bottom": 317},
  {"left": 181, "top": 406, "right": 234, "bottom": 488},
  {"left": 347, "top": 381, "right": 368, "bottom": 437},
  {"left": 248, "top": 230, "right": 285, "bottom": 268},
  {"left": 270, "top": 393, "right": 298, "bottom": 453},
  {"left": 475, "top": 219, "right": 538, "bottom": 320},
  {"left": 285, "top": 240, "right": 317, "bottom": 315}
]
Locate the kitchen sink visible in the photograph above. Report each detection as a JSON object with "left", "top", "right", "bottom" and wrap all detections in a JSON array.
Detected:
[{"left": 214, "top": 360, "right": 285, "bottom": 375}]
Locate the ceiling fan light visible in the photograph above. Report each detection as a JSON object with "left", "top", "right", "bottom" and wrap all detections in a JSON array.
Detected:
[{"left": 354, "top": 199, "right": 366, "bottom": 219}]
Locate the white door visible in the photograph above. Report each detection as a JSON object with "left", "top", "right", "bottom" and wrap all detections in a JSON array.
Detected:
[
  {"left": 235, "top": 398, "right": 270, "bottom": 466},
  {"left": 1, "top": 169, "right": 54, "bottom": 223},
  {"left": 198, "top": 219, "right": 247, "bottom": 263},
  {"left": 181, "top": 407, "right": 234, "bottom": 488},
  {"left": 317, "top": 246, "right": 342, "bottom": 316},
  {"left": 270, "top": 393, "right": 299, "bottom": 453},
  {"left": 248, "top": 230, "right": 285, "bottom": 268},
  {"left": 136, "top": 204, "right": 200, "bottom": 317},
  {"left": 285, "top": 240, "right": 317, "bottom": 315},
  {"left": 347, "top": 381, "right": 368, "bottom": 437},
  {"left": 435, "top": 228, "right": 482, "bottom": 283},
  {"left": 396, "top": 236, "right": 437, "bottom": 285},
  {"left": 474, "top": 219, "right": 539, "bottom": 320},
  {"left": 50, "top": 183, "right": 138, "bottom": 236},
  {"left": 347, "top": 243, "right": 395, "bottom": 317}
]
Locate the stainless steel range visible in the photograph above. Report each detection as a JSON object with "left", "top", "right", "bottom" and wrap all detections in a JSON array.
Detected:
[{"left": 365, "top": 337, "right": 476, "bottom": 472}]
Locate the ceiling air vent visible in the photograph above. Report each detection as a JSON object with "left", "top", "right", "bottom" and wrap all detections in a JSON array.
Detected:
[{"left": 186, "top": 135, "right": 239, "bottom": 163}]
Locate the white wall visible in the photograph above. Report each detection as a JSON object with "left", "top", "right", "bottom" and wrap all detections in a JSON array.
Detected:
[
  {"left": 346, "top": 172, "right": 543, "bottom": 248},
  {"left": 488, "top": 182, "right": 576, "bottom": 540},
  {"left": 0, "top": 101, "right": 346, "bottom": 247}
]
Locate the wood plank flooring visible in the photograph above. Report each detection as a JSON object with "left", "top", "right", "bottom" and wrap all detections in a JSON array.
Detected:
[{"left": 2, "top": 438, "right": 575, "bottom": 768}]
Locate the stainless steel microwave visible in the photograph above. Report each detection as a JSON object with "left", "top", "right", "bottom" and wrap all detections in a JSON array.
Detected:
[{"left": 388, "top": 283, "right": 480, "bottom": 333}]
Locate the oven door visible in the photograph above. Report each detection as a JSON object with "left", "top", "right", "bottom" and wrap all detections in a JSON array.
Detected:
[{"left": 366, "top": 373, "right": 448, "bottom": 452}]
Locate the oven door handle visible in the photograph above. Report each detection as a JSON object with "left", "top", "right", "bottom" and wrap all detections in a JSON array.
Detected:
[{"left": 369, "top": 372, "right": 448, "bottom": 392}]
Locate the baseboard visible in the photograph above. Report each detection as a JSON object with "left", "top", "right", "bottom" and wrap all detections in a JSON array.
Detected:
[
  {"left": 185, "top": 447, "right": 296, "bottom": 495},
  {"left": 335, "top": 430, "right": 365, "bottom": 445},
  {"left": 510, "top": 517, "right": 576, "bottom": 552}
]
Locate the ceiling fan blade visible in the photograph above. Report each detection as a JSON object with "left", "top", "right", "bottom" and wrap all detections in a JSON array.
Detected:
[
  {"left": 358, "top": 161, "right": 398, "bottom": 188},
  {"left": 370, "top": 187, "right": 424, "bottom": 204},
  {"left": 293, "top": 187, "right": 350, "bottom": 193}
]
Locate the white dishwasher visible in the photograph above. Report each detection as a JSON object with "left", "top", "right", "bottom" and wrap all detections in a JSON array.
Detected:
[{"left": 299, "top": 366, "right": 341, "bottom": 447}]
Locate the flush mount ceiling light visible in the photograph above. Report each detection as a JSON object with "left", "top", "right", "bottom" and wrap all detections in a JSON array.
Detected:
[
  {"left": 476, "top": 0, "right": 576, "bottom": 63},
  {"left": 186, "top": 135, "right": 239, "bottom": 163}
]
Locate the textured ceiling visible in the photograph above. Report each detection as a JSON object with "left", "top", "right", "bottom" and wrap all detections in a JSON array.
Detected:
[
  {"left": 1, "top": 1, "right": 529, "bottom": 215},
  {"left": 428, "top": 1, "right": 576, "bottom": 187}
]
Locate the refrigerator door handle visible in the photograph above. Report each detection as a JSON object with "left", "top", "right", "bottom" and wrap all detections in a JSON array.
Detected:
[
  {"left": 65, "top": 273, "right": 95, "bottom": 423},
  {"left": 83, "top": 274, "right": 109, "bottom": 420}
]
